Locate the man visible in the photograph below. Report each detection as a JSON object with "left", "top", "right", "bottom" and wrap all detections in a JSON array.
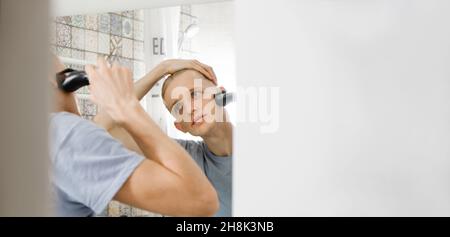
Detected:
[
  {"left": 50, "top": 57, "right": 219, "bottom": 216},
  {"left": 94, "top": 59, "right": 233, "bottom": 217}
]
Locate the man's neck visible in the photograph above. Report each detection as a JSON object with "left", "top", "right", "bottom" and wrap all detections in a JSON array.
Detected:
[{"left": 202, "top": 121, "right": 233, "bottom": 157}]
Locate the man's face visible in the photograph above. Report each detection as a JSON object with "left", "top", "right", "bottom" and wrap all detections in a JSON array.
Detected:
[{"left": 163, "top": 69, "right": 223, "bottom": 136}]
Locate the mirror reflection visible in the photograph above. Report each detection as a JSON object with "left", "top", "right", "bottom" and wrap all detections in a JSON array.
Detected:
[{"left": 50, "top": 1, "right": 234, "bottom": 217}]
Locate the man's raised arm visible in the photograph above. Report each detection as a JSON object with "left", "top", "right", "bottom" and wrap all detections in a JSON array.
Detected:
[{"left": 85, "top": 58, "right": 219, "bottom": 216}]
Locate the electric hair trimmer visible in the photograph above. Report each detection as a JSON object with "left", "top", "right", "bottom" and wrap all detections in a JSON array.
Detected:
[
  {"left": 214, "top": 89, "right": 234, "bottom": 107},
  {"left": 55, "top": 68, "right": 90, "bottom": 93}
]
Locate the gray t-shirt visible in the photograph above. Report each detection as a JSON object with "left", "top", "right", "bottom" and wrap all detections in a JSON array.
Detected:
[
  {"left": 50, "top": 112, "right": 231, "bottom": 217},
  {"left": 176, "top": 139, "right": 232, "bottom": 217},
  {"left": 49, "top": 112, "right": 144, "bottom": 216}
]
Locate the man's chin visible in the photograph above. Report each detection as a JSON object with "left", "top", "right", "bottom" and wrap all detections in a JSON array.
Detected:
[{"left": 188, "top": 121, "right": 213, "bottom": 136}]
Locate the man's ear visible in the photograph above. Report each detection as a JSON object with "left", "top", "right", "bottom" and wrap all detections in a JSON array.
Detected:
[{"left": 174, "top": 122, "right": 187, "bottom": 133}]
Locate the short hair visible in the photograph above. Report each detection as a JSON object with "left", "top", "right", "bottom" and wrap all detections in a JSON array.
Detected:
[
  {"left": 161, "top": 69, "right": 193, "bottom": 101},
  {"left": 161, "top": 69, "right": 213, "bottom": 107}
]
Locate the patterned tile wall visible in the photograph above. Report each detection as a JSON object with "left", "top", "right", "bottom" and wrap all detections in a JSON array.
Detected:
[{"left": 52, "top": 10, "right": 161, "bottom": 217}]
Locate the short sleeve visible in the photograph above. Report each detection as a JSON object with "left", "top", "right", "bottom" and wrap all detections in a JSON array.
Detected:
[
  {"left": 174, "top": 138, "right": 232, "bottom": 217},
  {"left": 203, "top": 143, "right": 232, "bottom": 176},
  {"left": 174, "top": 139, "right": 207, "bottom": 170},
  {"left": 50, "top": 112, "right": 145, "bottom": 214}
]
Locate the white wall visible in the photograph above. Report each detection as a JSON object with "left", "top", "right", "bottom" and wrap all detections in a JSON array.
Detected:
[{"left": 234, "top": 0, "right": 450, "bottom": 216}]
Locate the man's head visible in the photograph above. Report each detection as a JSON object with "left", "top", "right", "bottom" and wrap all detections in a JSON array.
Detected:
[{"left": 162, "top": 69, "right": 225, "bottom": 136}]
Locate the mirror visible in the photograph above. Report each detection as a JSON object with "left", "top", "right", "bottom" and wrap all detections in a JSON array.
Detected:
[{"left": 50, "top": 1, "right": 234, "bottom": 217}]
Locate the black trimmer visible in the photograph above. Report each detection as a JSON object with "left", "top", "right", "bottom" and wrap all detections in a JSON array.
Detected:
[
  {"left": 55, "top": 68, "right": 90, "bottom": 93},
  {"left": 214, "top": 89, "right": 235, "bottom": 107}
]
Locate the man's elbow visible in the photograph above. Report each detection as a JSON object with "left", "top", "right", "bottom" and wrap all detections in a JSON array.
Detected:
[
  {"left": 188, "top": 186, "right": 220, "bottom": 216},
  {"left": 199, "top": 188, "right": 220, "bottom": 216}
]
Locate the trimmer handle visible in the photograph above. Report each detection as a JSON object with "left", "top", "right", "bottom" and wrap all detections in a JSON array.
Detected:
[
  {"left": 55, "top": 68, "right": 90, "bottom": 93},
  {"left": 215, "top": 90, "right": 235, "bottom": 107}
]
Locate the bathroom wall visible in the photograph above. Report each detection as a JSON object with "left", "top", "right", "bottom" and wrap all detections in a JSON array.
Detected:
[
  {"left": 51, "top": 10, "right": 160, "bottom": 217},
  {"left": 51, "top": 10, "right": 146, "bottom": 120},
  {"left": 235, "top": 0, "right": 450, "bottom": 216}
]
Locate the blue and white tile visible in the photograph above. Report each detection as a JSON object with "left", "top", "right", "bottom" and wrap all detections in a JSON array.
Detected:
[
  {"left": 99, "top": 13, "right": 110, "bottom": 33},
  {"left": 85, "top": 14, "right": 98, "bottom": 31},
  {"left": 76, "top": 98, "right": 85, "bottom": 112},
  {"left": 70, "top": 15, "right": 85, "bottom": 28},
  {"left": 122, "top": 38, "right": 133, "bottom": 58},
  {"left": 122, "top": 17, "right": 133, "bottom": 38},
  {"left": 110, "top": 13, "right": 122, "bottom": 36},
  {"left": 98, "top": 32, "right": 109, "bottom": 54},
  {"left": 56, "top": 47, "right": 71, "bottom": 58},
  {"left": 118, "top": 203, "right": 132, "bottom": 217},
  {"left": 82, "top": 115, "right": 94, "bottom": 121},
  {"left": 76, "top": 85, "right": 89, "bottom": 94},
  {"left": 133, "top": 41, "right": 144, "bottom": 60},
  {"left": 55, "top": 16, "right": 71, "bottom": 25},
  {"left": 83, "top": 99, "right": 97, "bottom": 116},
  {"left": 71, "top": 27, "right": 85, "bottom": 50},
  {"left": 85, "top": 30, "right": 98, "bottom": 52},
  {"left": 133, "top": 20, "right": 144, "bottom": 41},
  {"left": 56, "top": 23, "right": 71, "bottom": 47},
  {"left": 108, "top": 55, "right": 121, "bottom": 65},
  {"left": 72, "top": 49, "right": 84, "bottom": 60},
  {"left": 108, "top": 201, "right": 120, "bottom": 217},
  {"left": 110, "top": 35, "right": 122, "bottom": 57}
]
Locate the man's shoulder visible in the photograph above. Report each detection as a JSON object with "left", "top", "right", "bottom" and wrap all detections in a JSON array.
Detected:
[
  {"left": 174, "top": 138, "right": 204, "bottom": 151},
  {"left": 51, "top": 112, "right": 101, "bottom": 133},
  {"left": 50, "top": 111, "right": 84, "bottom": 127},
  {"left": 51, "top": 111, "right": 81, "bottom": 120},
  {"left": 50, "top": 112, "right": 107, "bottom": 155},
  {"left": 175, "top": 139, "right": 210, "bottom": 160}
]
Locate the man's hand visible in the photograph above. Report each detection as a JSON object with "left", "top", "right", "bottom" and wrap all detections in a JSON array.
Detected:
[
  {"left": 158, "top": 59, "right": 218, "bottom": 85},
  {"left": 85, "top": 58, "right": 139, "bottom": 124}
]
